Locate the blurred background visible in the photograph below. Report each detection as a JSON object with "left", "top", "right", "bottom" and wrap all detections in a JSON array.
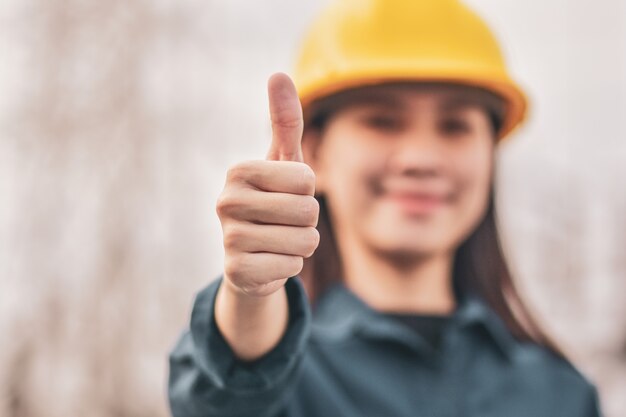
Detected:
[{"left": 0, "top": 0, "right": 624, "bottom": 416}]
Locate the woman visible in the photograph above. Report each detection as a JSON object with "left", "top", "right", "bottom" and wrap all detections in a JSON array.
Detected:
[{"left": 169, "top": 0, "right": 602, "bottom": 416}]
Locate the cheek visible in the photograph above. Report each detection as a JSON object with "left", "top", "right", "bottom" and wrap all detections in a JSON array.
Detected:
[
  {"left": 453, "top": 144, "right": 493, "bottom": 219},
  {"left": 316, "top": 132, "right": 386, "bottom": 217},
  {"left": 318, "top": 128, "right": 381, "bottom": 188}
]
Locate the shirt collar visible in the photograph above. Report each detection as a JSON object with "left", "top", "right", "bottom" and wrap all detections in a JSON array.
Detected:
[{"left": 312, "top": 282, "right": 516, "bottom": 361}]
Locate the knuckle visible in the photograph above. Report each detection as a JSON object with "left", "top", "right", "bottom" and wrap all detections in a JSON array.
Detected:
[
  {"left": 224, "top": 256, "right": 243, "bottom": 284},
  {"left": 222, "top": 224, "right": 245, "bottom": 251},
  {"left": 215, "top": 191, "right": 238, "bottom": 218},
  {"left": 273, "top": 115, "right": 303, "bottom": 130},
  {"left": 215, "top": 193, "right": 229, "bottom": 217},
  {"left": 226, "top": 161, "right": 253, "bottom": 183},
  {"left": 278, "top": 150, "right": 301, "bottom": 161},
  {"left": 225, "top": 165, "right": 240, "bottom": 183}
]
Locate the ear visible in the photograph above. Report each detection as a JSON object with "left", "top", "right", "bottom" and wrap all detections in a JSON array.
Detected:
[{"left": 302, "top": 129, "right": 327, "bottom": 195}]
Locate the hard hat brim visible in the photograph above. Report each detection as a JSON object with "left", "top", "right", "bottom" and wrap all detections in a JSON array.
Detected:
[{"left": 298, "top": 69, "right": 528, "bottom": 140}]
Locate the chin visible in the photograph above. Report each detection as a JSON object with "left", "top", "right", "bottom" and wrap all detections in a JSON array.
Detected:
[
  {"left": 370, "top": 245, "right": 448, "bottom": 268},
  {"left": 369, "top": 235, "right": 452, "bottom": 261}
]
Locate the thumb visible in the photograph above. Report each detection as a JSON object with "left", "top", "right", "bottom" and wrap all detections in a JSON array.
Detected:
[{"left": 266, "top": 73, "right": 304, "bottom": 162}]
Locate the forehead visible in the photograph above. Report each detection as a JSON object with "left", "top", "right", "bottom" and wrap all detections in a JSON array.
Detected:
[{"left": 309, "top": 82, "right": 504, "bottom": 116}]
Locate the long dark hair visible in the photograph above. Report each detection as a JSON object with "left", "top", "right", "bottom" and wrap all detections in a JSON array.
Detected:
[{"left": 299, "top": 89, "right": 565, "bottom": 358}]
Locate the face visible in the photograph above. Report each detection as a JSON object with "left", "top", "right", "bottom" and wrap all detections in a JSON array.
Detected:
[{"left": 305, "top": 83, "right": 497, "bottom": 262}]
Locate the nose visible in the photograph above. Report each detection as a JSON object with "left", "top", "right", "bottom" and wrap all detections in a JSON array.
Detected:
[{"left": 387, "top": 128, "right": 444, "bottom": 178}]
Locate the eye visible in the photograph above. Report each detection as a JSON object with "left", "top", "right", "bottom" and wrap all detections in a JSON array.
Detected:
[
  {"left": 438, "top": 117, "right": 472, "bottom": 136},
  {"left": 360, "top": 114, "right": 404, "bottom": 132}
]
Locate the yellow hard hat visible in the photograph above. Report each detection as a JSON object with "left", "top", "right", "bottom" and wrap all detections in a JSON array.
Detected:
[{"left": 293, "top": 0, "right": 528, "bottom": 139}]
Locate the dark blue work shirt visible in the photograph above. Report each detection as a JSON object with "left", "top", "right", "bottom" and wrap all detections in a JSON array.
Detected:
[{"left": 168, "top": 277, "right": 602, "bottom": 417}]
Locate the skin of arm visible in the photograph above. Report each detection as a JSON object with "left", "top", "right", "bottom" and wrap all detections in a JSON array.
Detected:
[{"left": 214, "top": 278, "right": 289, "bottom": 361}]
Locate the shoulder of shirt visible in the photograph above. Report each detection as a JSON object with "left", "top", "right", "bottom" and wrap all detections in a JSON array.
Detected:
[
  {"left": 309, "top": 283, "right": 597, "bottom": 393},
  {"left": 460, "top": 294, "right": 597, "bottom": 392},
  {"left": 510, "top": 338, "right": 598, "bottom": 391}
]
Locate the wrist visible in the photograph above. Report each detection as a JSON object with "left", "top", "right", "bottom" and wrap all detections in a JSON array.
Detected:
[{"left": 215, "top": 276, "right": 290, "bottom": 361}]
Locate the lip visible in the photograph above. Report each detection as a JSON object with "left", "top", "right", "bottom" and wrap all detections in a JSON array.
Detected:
[{"left": 384, "top": 192, "right": 449, "bottom": 215}]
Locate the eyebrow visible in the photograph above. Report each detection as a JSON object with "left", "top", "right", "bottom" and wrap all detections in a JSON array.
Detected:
[
  {"left": 353, "top": 94, "right": 488, "bottom": 116},
  {"left": 439, "top": 92, "right": 506, "bottom": 118},
  {"left": 438, "top": 96, "right": 486, "bottom": 112}
]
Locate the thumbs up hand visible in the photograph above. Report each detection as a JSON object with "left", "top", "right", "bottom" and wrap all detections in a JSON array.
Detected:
[{"left": 216, "top": 73, "right": 320, "bottom": 298}]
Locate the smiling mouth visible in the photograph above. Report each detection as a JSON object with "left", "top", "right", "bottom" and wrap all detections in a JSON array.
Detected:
[{"left": 384, "top": 192, "right": 450, "bottom": 215}]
